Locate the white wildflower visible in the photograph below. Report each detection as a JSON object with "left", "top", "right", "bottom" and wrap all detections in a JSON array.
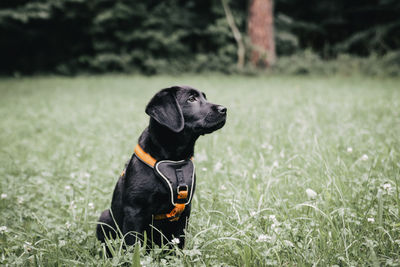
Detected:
[
  {"left": 65, "top": 185, "right": 71, "bottom": 190},
  {"left": 250, "top": 211, "right": 257, "bottom": 216},
  {"left": 76, "top": 152, "right": 81, "bottom": 158},
  {"left": 41, "top": 171, "right": 51, "bottom": 177},
  {"left": 261, "top": 143, "right": 273, "bottom": 150},
  {"left": 70, "top": 201, "right": 76, "bottom": 209},
  {"left": 59, "top": 240, "right": 66, "bottom": 247},
  {"left": 88, "top": 202, "right": 94, "bottom": 209},
  {"left": 306, "top": 188, "right": 317, "bottom": 199},
  {"left": 383, "top": 183, "right": 391, "bottom": 190},
  {"left": 201, "top": 167, "right": 207, "bottom": 171},
  {"left": 280, "top": 150, "right": 285, "bottom": 158},
  {"left": 17, "top": 197, "right": 24, "bottom": 204},
  {"left": 0, "top": 226, "right": 8, "bottom": 233},
  {"left": 65, "top": 221, "right": 71, "bottom": 229},
  {"left": 214, "top": 162, "right": 223, "bottom": 171},
  {"left": 361, "top": 154, "right": 369, "bottom": 161},
  {"left": 83, "top": 172, "right": 91, "bottom": 178},
  {"left": 284, "top": 240, "right": 295, "bottom": 247},
  {"left": 269, "top": 215, "right": 276, "bottom": 221},
  {"left": 347, "top": 147, "right": 353, "bottom": 153},
  {"left": 1, "top": 193, "right": 7, "bottom": 199},
  {"left": 252, "top": 173, "right": 257, "bottom": 179},
  {"left": 220, "top": 185, "right": 226, "bottom": 190},
  {"left": 367, "top": 217, "right": 375, "bottom": 223},
  {"left": 257, "top": 234, "right": 270, "bottom": 242},
  {"left": 171, "top": 238, "right": 180, "bottom": 245},
  {"left": 23, "top": 241, "right": 32, "bottom": 252},
  {"left": 272, "top": 160, "right": 279, "bottom": 168}
]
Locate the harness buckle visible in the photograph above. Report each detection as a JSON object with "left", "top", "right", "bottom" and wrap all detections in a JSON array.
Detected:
[
  {"left": 177, "top": 185, "right": 188, "bottom": 199},
  {"left": 177, "top": 184, "right": 188, "bottom": 193}
]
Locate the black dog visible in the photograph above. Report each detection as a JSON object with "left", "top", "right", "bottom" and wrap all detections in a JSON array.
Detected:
[{"left": 96, "top": 86, "right": 227, "bottom": 250}]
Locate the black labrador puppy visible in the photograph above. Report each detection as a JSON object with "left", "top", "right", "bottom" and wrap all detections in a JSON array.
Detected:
[{"left": 96, "top": 85, "right": 227, "bottom": 250}]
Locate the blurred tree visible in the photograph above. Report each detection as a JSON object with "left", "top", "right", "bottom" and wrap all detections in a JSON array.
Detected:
[
  {"left": 0, "top": 0, "right": 398, "bottom": 74},
  {"left": 248, "top": 0, "right": 276, "bottom": 67}
]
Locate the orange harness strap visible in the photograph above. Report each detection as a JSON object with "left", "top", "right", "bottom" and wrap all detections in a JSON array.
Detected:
[
  {"left": 133, "top": 144, "right": 189, "bottom": 222},
  {"left": 154, "top": 203, "right": 186, "bottom": 222},
  {"left": 134, "top": 144, "right": 157, "bottom": 167}
]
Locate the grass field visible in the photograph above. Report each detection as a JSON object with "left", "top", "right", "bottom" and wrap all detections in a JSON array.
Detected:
[{"left": 0, "top": 74, "right": 399, "bottom": 266}]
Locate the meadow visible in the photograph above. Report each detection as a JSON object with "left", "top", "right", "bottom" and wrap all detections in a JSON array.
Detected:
[{"left": 0, "top": 74, "right": 399, "bottom": 266}]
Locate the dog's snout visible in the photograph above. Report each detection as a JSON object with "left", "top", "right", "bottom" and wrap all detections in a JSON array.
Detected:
[{"left": 217, "top": 105, "right": 227, "bottom": 114}]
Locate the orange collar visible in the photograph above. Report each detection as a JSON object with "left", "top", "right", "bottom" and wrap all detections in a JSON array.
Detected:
[
  {"left": 134, "top": 144, "right": 193, "bottom": 168},
  {"left": 134, "top": 144, "right": 157, "bottom": 167}
]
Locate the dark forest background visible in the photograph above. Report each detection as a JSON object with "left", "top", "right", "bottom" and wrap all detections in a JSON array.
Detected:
[{"left": 1, "top": 0, "right": 399, "bottom": 75}]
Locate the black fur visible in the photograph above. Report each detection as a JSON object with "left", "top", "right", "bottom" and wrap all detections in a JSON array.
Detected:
[{"left": 96, "top": 86, "right": 227, "bottom": 250}]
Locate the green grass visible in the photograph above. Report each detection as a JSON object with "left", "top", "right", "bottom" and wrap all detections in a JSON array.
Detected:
[{"left": 0, "top": 74, "right": 399, "bottom": 266}]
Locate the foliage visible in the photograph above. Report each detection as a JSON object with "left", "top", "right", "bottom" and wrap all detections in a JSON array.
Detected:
[
  {"left": 1, "top": 0, "right": 399, "bottom": 74},
  {"left": 1, "top": 75, "right": 400, "bottom": 265},
  {"left": 270, "top": 50, "right": 400, "bottom": 76}
]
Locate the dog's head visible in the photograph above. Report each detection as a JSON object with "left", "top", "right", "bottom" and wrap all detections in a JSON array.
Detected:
[{"left": 145, "top": 86, "right": 227, "bottom": 135}]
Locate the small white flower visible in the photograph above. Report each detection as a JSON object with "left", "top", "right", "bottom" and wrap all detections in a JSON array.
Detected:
[
  {"left": 250, "top": 211, "right": 257, "bottom": 216},
  {"left": 220, "top": 185, "right": 226, "bottom": 190},
  {"left": 269, "top": 215, "right": 276, "bottom": 221},
  {"left": 23, "top": 241, "right": 32, "bottom": 252},
  {"left": 65, "top": 185, "right": 71, "bottom": 190},
  {"left": 214, "top": 162, "right": 223, "bottom": 171},
  {"left": 76, "top": 152, "right": 81, "bottom": 158},
  {"left": 88, "top": 202, "right": 94, "bottom": 209},
  {"left": 272, "top": 161, "right": 279, "bottom": 168},
  {"left": 361, "top": 154, "right": 369, "bottom": 161},
  {"left": 261, "top": 143, "right": 268, "bottom": 149},
  {"left": 59, "top": 240, "right": 66, "bottom": 247},
  {"left": 41, "top": 171, "right": 52, "bottom": 177},
  {"left": 0, "top": 226, "right": 8, "bottom": 233},
  {"left": 65, "top": 222, "right": 71, "bottom": 229},
  {"left": 367, "top": 217, "right": 375, "bottom": 223},
  {"left": 256, "top": 234, "right": 270, "bottom": 242},
  {"left": 201, "top": 167, "right": 207, "bottom": 171},
  {"left": 347, "top": 147, "right": 353, "bottom": 153},
  {"left": 70, "top": 201, "right": 76, "bottom": 209},
  {"left": 383, "top": 183, "right": 391, "bottom": 190},
  {"left": 83, "top": 172, "right": 91, "bottom": 178},
  {"left": 1, "top": 193, "right": 7, "bottom": 199},
  {"left": 306, "top": 188, "right": 317, "bottom": 199},
  {"left": 252, "top": 173, "right": 257, "bottom": 179},
  {"left": 171, "top": 238, "right": 180, "bottom": 245},
  {"left": 261, "top": 143, "right": 273, "bottom": 150},
  {"left": 17, "top": 197, "right": 24, "bottom": 204},
  {"left": 283, "top": 240, "right": 294, "bottom": 247}
]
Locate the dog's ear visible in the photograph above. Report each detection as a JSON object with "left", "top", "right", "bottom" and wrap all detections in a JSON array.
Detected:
[{"left": 145, "top": 86, "right": 184, "bottom": 133}]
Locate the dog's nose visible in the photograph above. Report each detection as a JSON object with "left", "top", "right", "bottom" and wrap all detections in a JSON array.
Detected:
[{"left": 217, "top": 105, "right": 227, "bottom": 114}]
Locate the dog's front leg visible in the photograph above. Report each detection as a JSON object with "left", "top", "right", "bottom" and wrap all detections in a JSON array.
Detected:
[
  {"left": 122, "top": 205, "right": 149, "bottom": 246},
  {"left": 173, "top": 205, "right": 191, "bottom": 249}
]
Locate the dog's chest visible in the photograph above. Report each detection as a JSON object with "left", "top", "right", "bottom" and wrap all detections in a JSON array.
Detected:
[{"left": 154, "top": 160, "right": 195, "bottom": 206}]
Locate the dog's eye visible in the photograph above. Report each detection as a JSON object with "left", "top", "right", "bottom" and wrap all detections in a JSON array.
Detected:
[{"left": 187, "top": 96, "right": 196, "bottom": 102}]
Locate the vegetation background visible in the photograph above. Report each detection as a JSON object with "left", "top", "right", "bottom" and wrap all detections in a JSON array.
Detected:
[
  {"left": 0, "top": 0, "right": 399, "bottom": 75},
  {"left": 0, "top": 0, "right": 399, "bottom": 266}
]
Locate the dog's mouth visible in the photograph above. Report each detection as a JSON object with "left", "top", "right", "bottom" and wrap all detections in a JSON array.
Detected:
[{"left": 199, "top": 115, "right": 226, "bottom": 135}]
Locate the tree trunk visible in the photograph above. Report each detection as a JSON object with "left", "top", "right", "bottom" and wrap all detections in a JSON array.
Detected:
[{"left": 248, "top": 0, "right": 276, "bottom": 67}]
